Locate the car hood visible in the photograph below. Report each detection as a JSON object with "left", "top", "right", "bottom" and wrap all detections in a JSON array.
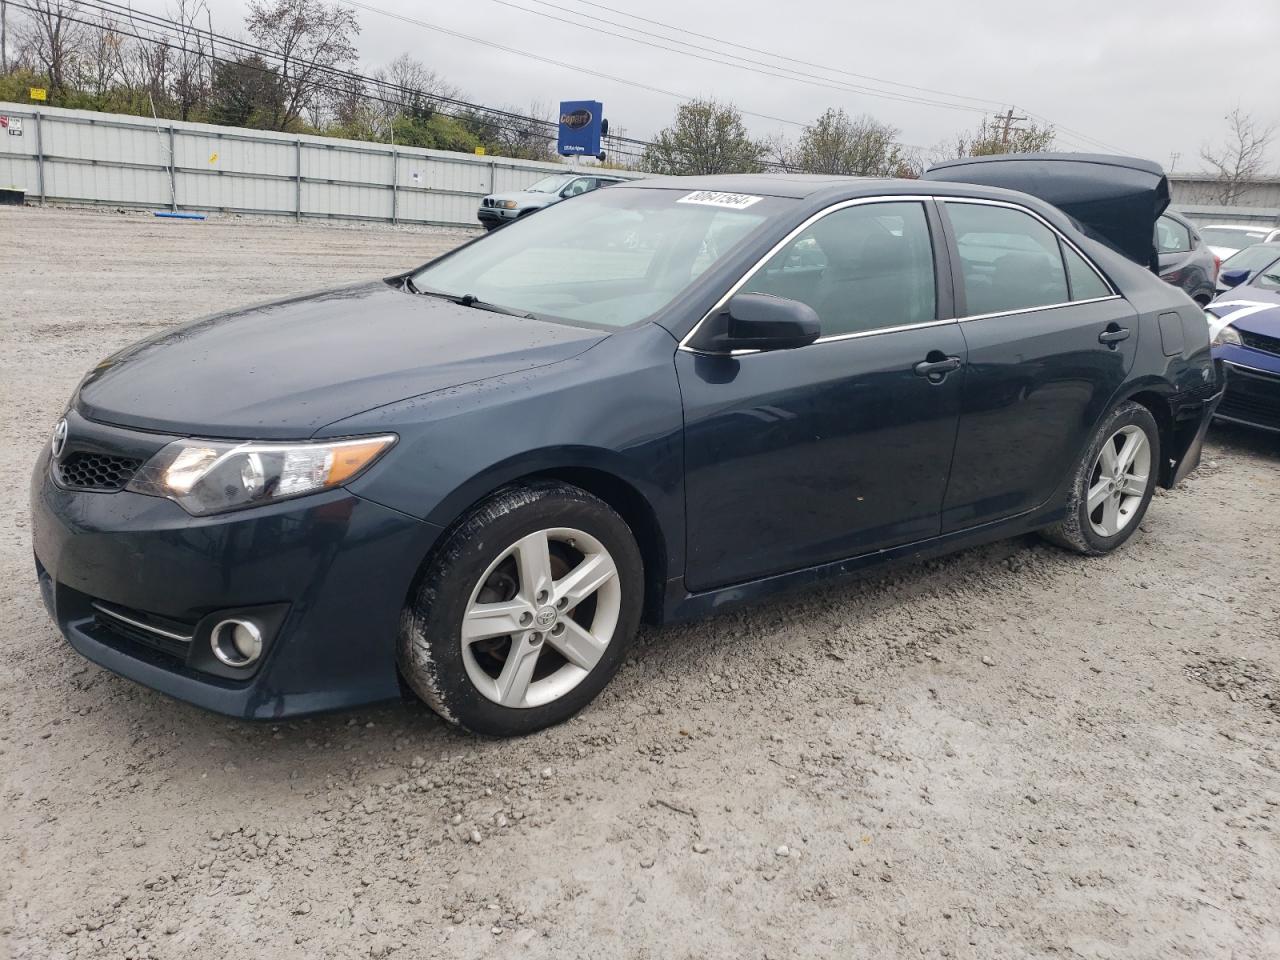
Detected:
[
  {"left": 76, "top": 281, "right": 606, "bottom": 438},
  {"left": 1206, "top": 287, "right": 1280, "bottom": 338},
  {"left": 1207, "top": 245, "right": 1239, "bottom": 261}
]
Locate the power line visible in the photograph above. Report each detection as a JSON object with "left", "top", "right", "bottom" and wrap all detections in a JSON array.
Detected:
[
  {"left": 539, "top": 0, "right": 1131, "bottom": 154},
  {"left": 554, "top": 0, "right": 1013, "bottom": 110},
  {"left": 338, "top": 0, "right": 812, "bottom": 130},
  {"left": 485, "top": 0, "right": 997, "bottom": 117}
]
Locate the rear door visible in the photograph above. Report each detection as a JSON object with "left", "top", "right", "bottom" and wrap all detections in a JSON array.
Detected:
[{"left": 938, "top": 198, "right": 1138, "bottom": 532}]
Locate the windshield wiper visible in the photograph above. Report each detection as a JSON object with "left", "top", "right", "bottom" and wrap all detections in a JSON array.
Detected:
[
  {"left": 409, "top": 284, "right": 534, "bottom": 319},
  {"left": 454, "top": 293, "right": 534, "bottom": 319}
]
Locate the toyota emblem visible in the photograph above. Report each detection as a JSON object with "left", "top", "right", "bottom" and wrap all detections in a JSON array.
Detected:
[{"left": 50, "top": 418, "right": 69, "bottom": 459}]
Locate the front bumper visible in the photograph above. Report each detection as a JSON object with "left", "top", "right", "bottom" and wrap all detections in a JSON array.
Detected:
[
  {"left": 31, "top": 438, "right": 441, "bottom": 719},
  {"left": 1214, "top": 355, "right": 1280, "bottom": 433},
  {"left": 477, "top": 207, "right": 515, "bottom": 228}
]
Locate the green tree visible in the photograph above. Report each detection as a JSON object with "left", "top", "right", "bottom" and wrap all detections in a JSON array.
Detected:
[
  {"left": 208, "top": 55, "right": 286, "bottom": 129},
  {"left": 946, "top": 114, "right": 1056, "bottom": 158},
  {"left": 784, "top": 108, "right": 913, "bottom": 177},
  {"left": 643, "top": 98, "right": 766, "bottom": 175}
]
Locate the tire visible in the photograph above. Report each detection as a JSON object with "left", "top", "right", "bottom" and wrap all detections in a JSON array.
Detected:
[
  {"left": 1040, "top": 400, "right": 1161, "bottom": 556},
  {"left": 399, "top": 481, "right": 643, "bottom": 736}
]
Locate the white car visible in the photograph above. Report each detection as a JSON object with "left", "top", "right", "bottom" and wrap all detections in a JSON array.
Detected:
[{"left": 1199, "top": 223, "right": 1280, "bottom": 260}]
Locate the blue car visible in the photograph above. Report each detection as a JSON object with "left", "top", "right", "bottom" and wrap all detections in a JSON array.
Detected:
[
  {"left": 32, "top": 157, "right": 1221, "bottom": 736},
  {"left": 1208, "top": 262, "right": 1280, "bottom": 432}
]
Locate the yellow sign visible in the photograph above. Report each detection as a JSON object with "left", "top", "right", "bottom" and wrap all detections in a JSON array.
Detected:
[
  {"left": 30, "top": 87, "right": 48, "bottom": 101},
  {"left": 474, "top": 146, "right": 486, "bottom": 156}
]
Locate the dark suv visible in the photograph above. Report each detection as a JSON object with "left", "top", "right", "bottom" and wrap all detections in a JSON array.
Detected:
[{"left": 1156, "top": 211, "right": 1219, "bottom": 304}]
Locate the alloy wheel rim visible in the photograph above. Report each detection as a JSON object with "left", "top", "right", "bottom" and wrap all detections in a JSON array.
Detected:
[
  {"left": 1087, "top": 424, "right": 1151, "bottom": 538},
  {"left": 460, "top": 527, "right": 620, "bottom": 709}
]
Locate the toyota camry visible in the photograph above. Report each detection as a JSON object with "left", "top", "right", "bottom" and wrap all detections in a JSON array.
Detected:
[{"left": 32, "top": 155, "right": 1222, "bottom": 736}]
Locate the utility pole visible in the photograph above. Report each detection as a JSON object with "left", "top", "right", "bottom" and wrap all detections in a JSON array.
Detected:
[
  {"left": 1167, "top": 151, "right": 1180, "bottom": 173},
  {"left": 998, "top": 107, "right": 1028, "bottom": 149},
  {"left": 2, "top": 0, "right": 8, "bottom": 75}
]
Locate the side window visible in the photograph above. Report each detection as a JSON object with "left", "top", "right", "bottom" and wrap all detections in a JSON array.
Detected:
[
  {"left": 946, "top": 202, "right": 1069, "bottom": 315},
  {"left": 563, "top": 178, "right": 592, "bottom": 197},
  {"left": 1156, "top": 216, "right": 1191, "bottom": 254},
  {"left": 1063, "top": 245, "right": 1112, "bottom": 301},
  {"left": 740, "top": 201, "right": 937, "bottom": 337}
]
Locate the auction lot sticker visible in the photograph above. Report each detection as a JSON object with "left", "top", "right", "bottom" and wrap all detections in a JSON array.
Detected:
[{"left": 677, "top": 191, "right": 762, "bottom": 210}]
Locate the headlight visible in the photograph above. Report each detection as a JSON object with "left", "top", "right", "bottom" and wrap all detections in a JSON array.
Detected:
[
  {"left": 499, "top": 200, "right": 519, "bottom": 210},
  {"left": 1211, "top": 323, "right": 1242, "bottom": 347},
  {"left": 127, "top": 435, "right": 396, "bottom": 516}
]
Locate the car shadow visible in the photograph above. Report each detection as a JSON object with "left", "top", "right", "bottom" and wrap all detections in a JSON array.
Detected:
[{"left": 1207, "top": 420, "right": 1280, "bottom": 461}]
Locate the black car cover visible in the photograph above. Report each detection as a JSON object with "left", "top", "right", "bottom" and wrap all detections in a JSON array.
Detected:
[{"left": 923, "top": 153, "right": 1170, "bottom": 274}]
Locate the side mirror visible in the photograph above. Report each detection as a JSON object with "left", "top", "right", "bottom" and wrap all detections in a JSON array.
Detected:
[
  {"left": 720, "top": 293, "right": 821, "bottom": 352},
  {"left": 1219, "top": 268, "right": 1249, "bottom": 288}
]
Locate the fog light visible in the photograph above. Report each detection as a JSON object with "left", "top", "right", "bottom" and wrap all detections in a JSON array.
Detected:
[{"left": 210, "top": 618, "right": 263, "bottom": 667}]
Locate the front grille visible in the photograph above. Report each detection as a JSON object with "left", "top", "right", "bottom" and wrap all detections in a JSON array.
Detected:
[
  {"left": 55, "top": 452, "right": 141, "bottom": 491},
  {"left": 483, "top": 197, "right": 495, "bottom": 207},
  {"left": 1219, "top": 364, "right": 1280, "bottom": 431},
  {"left": 1241, "top": 329, "right": 1280, "bottom": 357},
  {"left": 92, "top": 601, "right": 193, "bottom": 661}
]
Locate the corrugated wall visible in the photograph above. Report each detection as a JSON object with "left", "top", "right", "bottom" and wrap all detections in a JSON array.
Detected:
[{"left": 0, "top": 102, "right": 641, "bottom": 227}]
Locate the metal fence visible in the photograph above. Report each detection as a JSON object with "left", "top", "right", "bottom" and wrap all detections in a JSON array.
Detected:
[{"left": 0, "top": 102, "right": 640, "bottom": 228}]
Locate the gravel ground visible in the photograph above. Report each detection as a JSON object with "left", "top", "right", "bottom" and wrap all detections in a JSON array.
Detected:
[{"left": 2, "top": 205, "right": 1279, "bottom": 960}]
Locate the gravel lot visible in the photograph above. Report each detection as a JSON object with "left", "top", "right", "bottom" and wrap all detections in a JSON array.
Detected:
[{"left": 3, "top": 205, "right": 1279, "bottom": 960}]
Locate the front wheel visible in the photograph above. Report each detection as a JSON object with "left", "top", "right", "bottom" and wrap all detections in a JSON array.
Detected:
[
  {"left": 1041, "top": 400, "right": 1161, "bottom": 555},
  {"left": 399, "top": 481, "right": 643, "bottom": 736}
]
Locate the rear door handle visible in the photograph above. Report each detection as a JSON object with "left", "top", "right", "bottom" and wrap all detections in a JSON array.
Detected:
[
  {"left": 913, "top": 356, "right": 962, "bottom": 381},
  {"left": 1098, "top": 326, "right": 1130, "bottom": 346}
]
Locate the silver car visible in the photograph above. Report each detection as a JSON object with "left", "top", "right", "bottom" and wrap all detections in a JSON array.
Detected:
[
  {"left": 477, "top": 173, "right": 626, "bottom": 230},
  {"left": 1199, "top": 223, "right": 1280, "bottom": 260}
]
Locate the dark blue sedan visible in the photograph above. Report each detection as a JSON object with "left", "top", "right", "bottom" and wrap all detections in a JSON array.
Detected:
[
  {"left": 31, "top": 159, "right": 1221, "bottom": 735},
  {"left": 1208, "top": 262, "right": 1280, "bottom": 432}
]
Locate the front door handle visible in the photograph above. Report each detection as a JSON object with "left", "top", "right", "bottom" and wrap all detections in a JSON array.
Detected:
[
  {"left": 913, "top": 355, "right": 962, "bottom": 382},
  {"left": 1098, "top": 325, "right": 1130, "bottom": 347}
]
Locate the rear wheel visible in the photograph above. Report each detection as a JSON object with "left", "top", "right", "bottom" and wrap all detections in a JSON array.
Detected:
[
  {"left": 1041, "top": 401, "right": 1160, "bottom": 555},
  {"left": 399, "top": 482, "right": 643, "bottom": 736}
]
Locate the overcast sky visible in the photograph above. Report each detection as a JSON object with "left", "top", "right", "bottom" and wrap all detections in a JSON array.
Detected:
[{"left": 210, "top": 0, "right": 1278, "bottom": 172}]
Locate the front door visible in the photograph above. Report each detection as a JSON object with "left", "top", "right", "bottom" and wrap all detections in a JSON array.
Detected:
[
  {"left": 937, "top": 199, "right": 1139, "bottom": 531},
  {"left": 677, "top": 199, "right": 966, "bottom": 593}
]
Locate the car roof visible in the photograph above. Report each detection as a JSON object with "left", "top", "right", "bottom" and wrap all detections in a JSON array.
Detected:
[
  {"left": 1204, "top": 223, "right": 1278, "bottom": 231},
  {"left": 623, "top": 173, "right": 881, "bottom": 198},
  {"left": 618, "top": 172, "right": 1059, "bottom": 206}
]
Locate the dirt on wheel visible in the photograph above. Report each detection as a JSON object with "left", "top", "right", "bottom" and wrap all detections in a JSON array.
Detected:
[{"left": 2, "top": 206, "right": 1278, "bottom": 960}]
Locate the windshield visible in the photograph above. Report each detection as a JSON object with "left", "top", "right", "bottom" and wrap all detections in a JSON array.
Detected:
[
  {"left": 1202, "top": 226, "right": 1271, "bottom": 249},
  {"left": 525, "top": 175, "right": 575, "bottom": 194},
  {"left": 412, "top": 187, "right": 787, "bottom": 328},
  {"left": 1221, "top": 244, "right": 1280, "bottom": 274}
]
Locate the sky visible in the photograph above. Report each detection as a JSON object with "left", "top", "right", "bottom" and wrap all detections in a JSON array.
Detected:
[{"left": 205, "top": 0, "right": 1279, "bottom": 173}]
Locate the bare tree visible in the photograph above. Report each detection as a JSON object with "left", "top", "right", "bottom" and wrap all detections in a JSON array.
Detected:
[
  {"left": 374, "top": 53, "right": 460, "bottom": 109},
  {"left": 75, "top": 9, "right": 122, "bottom": 99},
  {"left": 644, "top": 98, "right": 766, "bottom": 175},
  {"left": 113, "top": 28, "right": 170, "bottom": 107},
  {"left": 245, "top": 0, "right": 360, "bottom": 130},
  {"left": 1200, "top": 108, "right": 1277, "bottom": 205},
  {"left": 168, "top": 0, "right": 207, "bottom": 120},
  {"left": 14, "top": 0, "right": 85, "bottom": 94}
]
